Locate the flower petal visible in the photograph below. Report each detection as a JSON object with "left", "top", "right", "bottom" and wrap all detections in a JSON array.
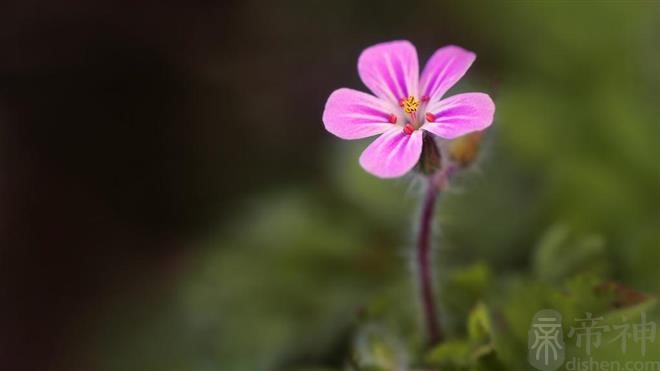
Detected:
[
  {"left": 420, "top": 45, "right": 476, "bottom": 102},
  {"left": 359, "top": 127, "right": 423, "bottom": 178},
  {"left": 358, "top": 40, "right": 419, "bottom": 106},
  {"left": 422, "top": 93, "right": 495, "bottom": 140},
  {"left": 322, "top": 88, "right": 397, "bottom": 140}
]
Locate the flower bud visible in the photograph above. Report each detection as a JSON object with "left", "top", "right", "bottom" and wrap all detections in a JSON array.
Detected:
[{"left": 448, "top": 131, "right": 483, "bottom": 168}]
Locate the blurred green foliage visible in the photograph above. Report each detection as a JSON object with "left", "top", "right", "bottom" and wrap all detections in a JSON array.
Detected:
[{"left": 85, "top": 2, "right": 660, "bottom": 370}]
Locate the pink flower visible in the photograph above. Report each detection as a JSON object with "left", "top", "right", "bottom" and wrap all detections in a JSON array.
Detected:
[{"left": 322, "top": 40, "right": 495, "bottom": 178}]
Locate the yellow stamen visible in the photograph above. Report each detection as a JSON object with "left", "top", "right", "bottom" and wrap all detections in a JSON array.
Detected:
[{"left": 401, "top": 95, "right": 420, "bottom": 114}]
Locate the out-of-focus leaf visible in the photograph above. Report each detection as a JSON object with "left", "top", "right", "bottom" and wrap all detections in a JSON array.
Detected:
[
  {"left": 426, "top": 339, "right": 472, "bottom": 368},
  {"left": 441, "top": 263, "right": 493, "bottom": 336},
  {"left": 532, "top": 224, "right": 609, "bottom": 283},
  {"left": 467, "top": 302, "right": 492, "bottom": 343},
  {"left": 352, "top": 324, "right": 408, "bottom": 371}
]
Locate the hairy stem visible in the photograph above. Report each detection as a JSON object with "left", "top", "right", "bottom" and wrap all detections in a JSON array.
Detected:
[
  {"left": 417, "top": 176, "right": 441, "bottom": 346},
  {"left": 416, "top": 164, "right": 457, "bottom": 346}
]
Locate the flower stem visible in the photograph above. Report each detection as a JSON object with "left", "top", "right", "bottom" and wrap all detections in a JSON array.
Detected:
[
  {"left": 417, "top": 176, "right": 441, "bottom": 346},
  {"left": 416, "top": 165, "right": 456, "bottom": 347}
]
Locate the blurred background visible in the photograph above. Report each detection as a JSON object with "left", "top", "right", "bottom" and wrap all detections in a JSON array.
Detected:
[{"left": 1, "top": 1, "right": 659, "bottom": 370}]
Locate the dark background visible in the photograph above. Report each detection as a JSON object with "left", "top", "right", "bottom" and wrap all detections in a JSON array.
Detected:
[{"left": 1, "top": 1, "right": 659, "bottom": 370}]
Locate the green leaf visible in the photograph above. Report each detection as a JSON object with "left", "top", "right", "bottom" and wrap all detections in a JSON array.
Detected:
[{"left": 468, "top": 302, "right": 493, "bottom": 343}]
